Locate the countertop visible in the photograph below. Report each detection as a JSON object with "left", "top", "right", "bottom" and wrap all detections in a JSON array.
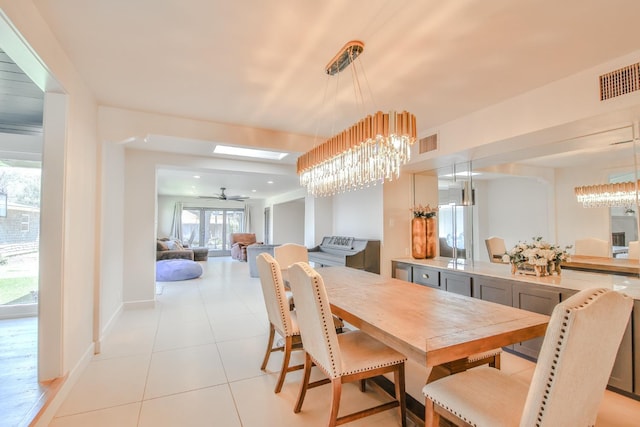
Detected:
[{"left": 393, "top": 257, "right": 640, "bottom": 300}]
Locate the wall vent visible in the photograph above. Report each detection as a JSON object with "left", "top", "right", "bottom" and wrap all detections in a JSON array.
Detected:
[
  {"left": 419, "top": 133, "right": 438, "bottom": 154},
  {"left": 599, "top": 62, "right": 640, "bottom": 101}
]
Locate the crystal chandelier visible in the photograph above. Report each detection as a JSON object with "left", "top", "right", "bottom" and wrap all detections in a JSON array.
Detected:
[
  {"left": 297, "top": 41, "right": 417, "bottom": 197},
  {"left": 574, "top": 181, "right": 638, "bottom": 207}
]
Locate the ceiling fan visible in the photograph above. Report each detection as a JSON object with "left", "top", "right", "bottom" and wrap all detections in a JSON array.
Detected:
[{"left": 199, "top": 187, "right": 249, "bottom": 201}]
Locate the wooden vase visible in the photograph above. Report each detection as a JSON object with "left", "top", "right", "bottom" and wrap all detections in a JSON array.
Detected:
[
  {"left": 425, "top": 216, "right": 436, "bottom": 259},
  {"left": 411, "top": 217, "right": 427, "bottom": 259}
]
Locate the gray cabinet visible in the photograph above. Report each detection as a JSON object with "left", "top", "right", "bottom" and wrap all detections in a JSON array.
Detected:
[
  {"left": 608, "top": 318, "right": 633, "bottom": 393},
  {"left": 472, "top": 276, "right": 513, "bottom": 306},
  {"left": 391, "top": 261, "right": 412, "bottom": 282},
  {"left": 412, "top": 266, "right": 441, "bottom": 289},
  {"left": 512, "top": 283, "right": 560, "bottom": 359},
  {"left": 441, "top": 271, "right": 472, "bottom": 296}
]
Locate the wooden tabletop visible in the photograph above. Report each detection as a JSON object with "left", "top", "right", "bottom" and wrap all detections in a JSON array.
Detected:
[
  {"left": 317, "top": 266, "right": 549, "bottom": 368},
  {"left": 563, "top": 255, "right": 640, "bottom": 276}
]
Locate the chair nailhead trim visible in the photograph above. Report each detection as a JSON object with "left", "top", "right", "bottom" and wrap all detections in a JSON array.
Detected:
[{"left": 534, "top": 288, "right": 607, "bottom": 426}]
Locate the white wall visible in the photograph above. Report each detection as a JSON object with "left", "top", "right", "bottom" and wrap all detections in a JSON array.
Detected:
[
  {"left": 98, "top": 141, "right": 125, "bottom": 340},
  {"left": 273, "top": 198, "right": 305, "bottom": 244},
  {"left": 304, "top": 194, "right": 333, "bottom": 247},
  {"left": 333, "top": 185, "right": 383, "bottom": 240}
]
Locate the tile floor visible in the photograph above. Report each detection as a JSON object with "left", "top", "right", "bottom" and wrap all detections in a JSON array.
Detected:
[{"left": 26, "top": 257, "right": 640, "bottom": 426}]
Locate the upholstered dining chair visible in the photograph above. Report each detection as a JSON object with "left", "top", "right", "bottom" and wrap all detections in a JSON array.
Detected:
[
  {"left": 574, "top": 237, "right": 610, "bottom": 257},
  {"left": 422, "top": 287, "right": 633, "bottom": 427},
  {"left": 274, "top": 243, "right": 309, "bottom": 284},
  {"left": 288, "top": 262, "right": 407, "bottom": 427},
  {"left": 627, "top": 240, "right": 639, "bottom": 260},
  {"left": 484, "top": 236, "right": 507, "bottom": 263},
  {"left": 256, "top": 253, "right": 303, "bottom": 393},
  {"left": 256, "top": 253, "right": 343, "bottom": 393}
]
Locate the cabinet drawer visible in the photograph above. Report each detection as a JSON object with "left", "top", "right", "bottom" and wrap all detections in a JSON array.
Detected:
[{"left": 412, "top": 266, "right": 440, "bottom": 289}]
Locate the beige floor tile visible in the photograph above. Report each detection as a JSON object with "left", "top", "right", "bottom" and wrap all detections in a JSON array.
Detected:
[
  {"left": 209, "top": 312, "right": 265, "bottom": 343},
  {"left": 49, "top": 403, "right": 140, "bottom": 427},
  {"left": 144, "top": 343, "right": 227, "bottom": 399},
  {"left": 94, "top": 325, "right": 157, "bottom": 360},
  {"left": 56, "top": 354, "right": 150, "bottom": 416},
  {"left": 139, "top": 385, "right": 241, "bottom": 427},
  {"left": 230, "top": 373, "right": 407, "bottom": 427},
  {"left": 153, "top": 318, "right": 214, "bottom": 351},
  {"left": 597, "top": 388, "right": 640, "bottom": 426},
  {"left": 157, "top": 303, "right": 208, "bottom": 326},
  {"left": 203, "top": 299, "right": 254, "bottom": 322}
]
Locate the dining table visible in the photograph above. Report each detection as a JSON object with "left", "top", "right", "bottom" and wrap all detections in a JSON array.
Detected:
[{"left": 317, "top": 266, "right": 549, "bottom": 370}]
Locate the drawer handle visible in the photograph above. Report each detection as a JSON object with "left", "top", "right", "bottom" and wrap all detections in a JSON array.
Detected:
[{"left": 422, "top": 273, "right": 429, "bottom": 279}]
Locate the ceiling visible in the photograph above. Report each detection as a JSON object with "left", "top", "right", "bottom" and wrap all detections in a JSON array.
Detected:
[{"left": 8, "top": 0, "right": 640, "bottom": 198}]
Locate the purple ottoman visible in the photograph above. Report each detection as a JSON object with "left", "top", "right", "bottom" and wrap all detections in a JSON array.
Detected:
[{"left": 156, "top": 259, "right": 203, "bottom": 281}]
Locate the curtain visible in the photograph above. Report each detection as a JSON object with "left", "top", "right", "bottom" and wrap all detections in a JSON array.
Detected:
[
  {"left": 244, "top": 203, "right": 252, "bottom": 233},
  {"left": 170, "top": 202, "right": 184, "bottom": 242}
]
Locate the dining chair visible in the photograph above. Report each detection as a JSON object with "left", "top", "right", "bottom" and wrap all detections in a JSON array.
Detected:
[
  {"left": 574, "top": 237, "right": 610, "bottom": 257},
  {"left": 274, "top": 243, "right": 309, "bottom": 284},
  {"left": 628, "top": 240, "right": 639, "bottom": 260},
  {"left": 256, "top": 253, "right": 343, "bottom": 393},
  {"left": 256, "top": 252, "right": 303, "bottom": 393},
  {"left": 484, "top": 236, "right": 507, "bottom": 263},
  {"left": 288, "top": 262, "right": 407, "bottom": 427},
  {"left": 422, "top": 287, "right": 633, "bottom": 427}
]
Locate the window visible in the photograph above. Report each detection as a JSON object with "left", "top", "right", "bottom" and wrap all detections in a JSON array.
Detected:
[{"left": 181, "top": 207, "right": 244, "bottom": 256}]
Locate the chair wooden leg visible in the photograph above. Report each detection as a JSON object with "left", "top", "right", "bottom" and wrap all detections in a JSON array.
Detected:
[
  {"left": 394, "top": 363, "right": 407, "bottom": 427},
  {"left": 260, "top": 324, "right": 276, "bottom": 370},
  {"left": 328, "top": 378, "right": 342, "bottom": 427},
  {"left": 424, "top": 398, "right": 440, "bottom": 427},
  {"left": 294, "top": 352, "right": 313, "bottom": 413},
  {"left": 274, "top": 335, "right": 293, "bottom": 393},
  {"left": 490, "top": 353, "right": 501, "bottom": 369},
  {"left": 360, "top": 379, "right": 366, "bottom": 392}
]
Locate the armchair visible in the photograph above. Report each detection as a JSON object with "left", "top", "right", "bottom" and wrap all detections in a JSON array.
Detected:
[{"left": 230, "top": 233, "right": 260, "bottom": 261}]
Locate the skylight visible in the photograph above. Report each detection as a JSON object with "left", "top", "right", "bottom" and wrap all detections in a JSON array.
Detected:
[{"left": 214, "top": 145, "right": 288, "bottom": 160}]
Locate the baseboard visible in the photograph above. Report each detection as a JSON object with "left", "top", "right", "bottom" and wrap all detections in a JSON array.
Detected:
[
  {"left": 96, "top": 303, "right": 123, "bottom": 354},
  {"left": 31, "top": 342, "right": 95, "bottom": 427}
]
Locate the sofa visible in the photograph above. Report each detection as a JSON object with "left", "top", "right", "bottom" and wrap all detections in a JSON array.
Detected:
[
  {"left": 230, "top": 233, "right": 261, "bottom": 261},
  {"left": 156, "top": 238, "right": 194, "bottom": 261}
]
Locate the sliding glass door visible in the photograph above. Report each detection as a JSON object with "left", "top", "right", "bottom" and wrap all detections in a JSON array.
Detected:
[{"left": 181, "top": 207, "right": 244, "bottom": 256}]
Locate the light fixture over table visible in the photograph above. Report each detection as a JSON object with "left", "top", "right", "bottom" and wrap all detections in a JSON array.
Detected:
[{"left": 297, "top": 41, "right": 417, "bottom": 197}]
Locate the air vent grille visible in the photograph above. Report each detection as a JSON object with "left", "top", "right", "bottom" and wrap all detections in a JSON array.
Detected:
[
  {"left": 599, "top": 62, "right": 640, "bottom": 101},
  {"left": 419, "top": 134, "right": 438, "bottom": 154}
]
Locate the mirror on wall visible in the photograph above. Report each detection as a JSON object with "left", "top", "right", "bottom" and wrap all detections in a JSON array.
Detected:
[{"left": 414, "top": 124, "right": 640, "bottom": 263}]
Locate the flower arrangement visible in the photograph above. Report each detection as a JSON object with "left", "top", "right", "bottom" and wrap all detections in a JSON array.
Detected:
[
  {"left": 503, "top": 237, "right": 572, "bottom": 276},
  {"left": 410, "top": 204, "right": 438, "bottom": 218}
]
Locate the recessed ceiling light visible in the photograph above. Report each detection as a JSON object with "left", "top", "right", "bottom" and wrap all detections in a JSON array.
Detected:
[
  {"left": 267, "top": 180, "right": 274, "bottom": 184},
  {"left": 252, "top": 189, "right": 257, "bottom": 192},
  {"left": 214, "top": 145, "right": 288, "bottom": 160},
  {"left": 193, "top": 175, "right": 200, "bottom": 179}
]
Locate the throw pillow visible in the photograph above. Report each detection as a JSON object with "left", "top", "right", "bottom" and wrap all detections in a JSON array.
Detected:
[{"left": 157, "top": 240, "right": 169, "bottom": 251}]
